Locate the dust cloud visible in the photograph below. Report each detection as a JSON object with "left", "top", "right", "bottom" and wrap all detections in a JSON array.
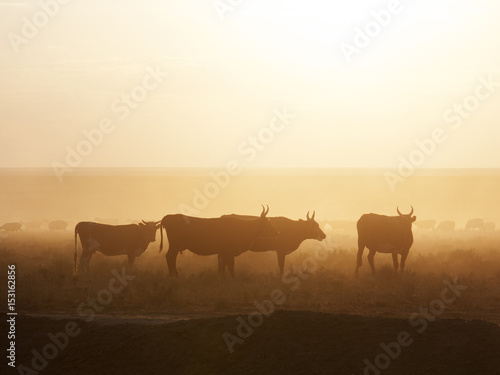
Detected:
[{"left": 0, "top": 168, "right": 498, "bottom": 229}]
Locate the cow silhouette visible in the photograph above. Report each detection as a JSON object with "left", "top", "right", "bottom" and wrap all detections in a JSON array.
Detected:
[
  {"left": 159, "top": 206, "right": 278, "bottom": 277},
  {"left": 222, "top": 211, "right": 326, "bottom": 274},
  {"left": 465, "top": 218, "right": 484, "bottom": 231},
  {"left": 49, "top": 220, "right": 68, "bottom": 231},
  {"left": 0, "top": 222, "right": 22, "bottom": 233},
  {"left": 356, "top": 207, "right": 416, "bottom": 275},
  {"left": 74, "top": 220, "right": 160, "bottom": 276},
  {"left": 414, "top": 220, "right": 436, "bottom": 230}
]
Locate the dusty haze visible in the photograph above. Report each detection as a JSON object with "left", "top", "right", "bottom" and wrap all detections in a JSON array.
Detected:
[{"left": 1, "top": 168, "right": 498, "bottom": 228}]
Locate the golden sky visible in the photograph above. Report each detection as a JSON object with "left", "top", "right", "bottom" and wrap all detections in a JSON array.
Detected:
[{"left": 0, "top": 0, "right": 499, "bottom": 169}]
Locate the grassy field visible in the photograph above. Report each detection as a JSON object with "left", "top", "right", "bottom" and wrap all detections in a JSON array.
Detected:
[{"left": 1, "top": 228, "right": 499, "bottom": 324}]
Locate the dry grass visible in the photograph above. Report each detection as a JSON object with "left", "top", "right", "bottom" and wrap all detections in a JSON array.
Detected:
[{"left": 1, "top": 229, "right": 499, "bottom": 323}]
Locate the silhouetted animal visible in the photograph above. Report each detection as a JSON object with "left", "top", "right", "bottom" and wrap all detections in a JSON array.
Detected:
[
  {"left": 414, "top": 220, "right": 436, "bottom": 230},
  {"left": 356, "top": 207, "right": 416, "bottom": 275},
  {"left": 0, "top": 222, "right": 22, "bottom": 233},
  {"left": 222, "top": 211, "right": 326, "bottom": 274},
  {"left": 465, "top": 218, "right": 484, "bottom": 231},
  {"left": 49, "top": 220, "right": 68, "bottom": 231},
  {"left": 74, "top": 220, "right": 160, "bottom": 275},
  {"left": 436, "top": 220, "right": 455, "bottom": 232},
  {"left": 159, "top": 205, "right": 278, "bottom": 277}
]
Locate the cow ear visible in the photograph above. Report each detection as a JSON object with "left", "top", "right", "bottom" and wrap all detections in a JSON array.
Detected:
[{"left": 412, "top": 216, "right": 417, "bottom": 222}]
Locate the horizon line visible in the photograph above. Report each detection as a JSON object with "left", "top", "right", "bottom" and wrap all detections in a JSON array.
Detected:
[{"left": 0, "top": 167, "right": 499, "bottom": 177}]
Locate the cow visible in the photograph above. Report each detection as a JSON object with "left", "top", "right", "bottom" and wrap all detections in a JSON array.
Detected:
[
  {"left": 158, "top": 205, "right": 278, "bottom": 277},
  {"left": 414, "top": 220, "right": 436, "bottom": 231},
  {"left": 49, "top": 220, "right": 68, "bottom": 231},
  {"left": 222, "top": 211, "right": 326, "bottom": 274},
  {"left": 355, "top": 207, "right": 416, "bottom": 275},
  {"left": 0, "top": 222, "right": 22, "bottom": 233},
  {"left": 74, "top": 220, "right": 160, "bottom": 276},
  {"left": 465, "top": 218, "right": 484, "bottom": 231},
  {"left": 436, "top": 220, "right": 455, "bottom": 232}
]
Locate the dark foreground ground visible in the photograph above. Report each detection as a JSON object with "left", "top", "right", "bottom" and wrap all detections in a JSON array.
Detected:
[{"left": 5, "top": 310, "right": 500, "bottom": 375}]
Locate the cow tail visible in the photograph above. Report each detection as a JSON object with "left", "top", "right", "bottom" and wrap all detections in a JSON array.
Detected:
[
  {"left": 74, "top": 224, "right": 78, "bottom": 275},
  {"left": 159, "top": 220, "right": 164, "bottom": 254}
]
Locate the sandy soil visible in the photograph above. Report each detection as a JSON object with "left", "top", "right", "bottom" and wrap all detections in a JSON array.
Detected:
[{"left": 6, "top": 310, "right": 500, "bottom": 375}]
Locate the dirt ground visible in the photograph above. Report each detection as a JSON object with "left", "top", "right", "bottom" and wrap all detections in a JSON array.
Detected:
[
  {"left": 2, "top": 229, "right": 500, "bottom": 374},
  {"left": 5, "top": 310, "right": 500, "bottom": 375}
]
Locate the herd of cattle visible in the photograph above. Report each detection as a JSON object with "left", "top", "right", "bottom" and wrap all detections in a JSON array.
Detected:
[
  {"left": 0, "top": 208, "right": 497, "bottom": 278},
  {"left": 412, "top": 218, "right": 496, "bottom": 232},
  {"left": 0, "top": 220, "right": 69, "bottom": 232}
]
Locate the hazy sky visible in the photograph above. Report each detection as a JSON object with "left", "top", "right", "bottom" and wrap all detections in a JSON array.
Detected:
[{"left": 0, "top": 0, "right": 499, "bottom": 169}]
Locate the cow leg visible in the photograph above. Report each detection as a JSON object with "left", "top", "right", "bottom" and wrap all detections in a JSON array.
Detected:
[
  {"left": 226, "top": 256, "right": 235, "bottom": 278},
  {"left": 400, "top": 252, "right": 408, "bottom": 273},
  {"left": 355, "top": 240, "right": 365, "bottom": 276},
  {"left": 367, "top": 249, "right": 376, "bottom": 274},
  {"left": 80, "top": 249, "right": 93, "bottom": 278},
  {"left": 277, "top": 252, "right": 286, "bottom": 274},
  {"left": 218, "top": 254, "right": 226, "bottom": 276},
  {"left": 127, "top": 253, "right": 135, "bottom": 270},
  {"left": 166, "top": 249, "right": 179, "bottom": 277},
  {"left": 392, "top": 253, "right": 399, "bottom": 273}
]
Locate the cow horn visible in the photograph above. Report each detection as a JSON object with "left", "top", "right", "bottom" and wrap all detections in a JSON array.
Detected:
[
  {"left": 265, "top": 205, "right": 270, "bottom": 216},
  {"left": 397, "top": 206, "right": 414, "bottom": 216},
  {"left": 261, "top": 205, "right": 266, "bottom": 217},
  {"left": 312, "top": 211, "right": 316, "bottom": 220},
  {"left": 142, "top": 220, "right": 147, "bottom": 224},
  {"left": 306, "top": 211, "right": 310, "bottom": 220}
]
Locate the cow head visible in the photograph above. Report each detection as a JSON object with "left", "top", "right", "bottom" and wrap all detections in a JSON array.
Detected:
[
  {"left": 397, "top": 206, "right": 417, "bottom": 225},
  {"left": 304, "top": 211, "right": 326, "bottom": 241},
  {"left": 257, "top": 205, "right": 279, "bottom": 238},
  {"left": 139, "top": 220, "right": 161, "bottom": 242}
]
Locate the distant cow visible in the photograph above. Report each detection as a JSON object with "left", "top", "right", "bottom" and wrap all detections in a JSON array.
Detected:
[
  {"left": 0, "top": 222, "right": 22, "bottom": 233},
  {"left": 159, "top": 206, "right": 278, "bottom": 277},
  {"left": 483, "top": 222, "right": 496, "bottom": 232},
  {"left": 414, "top": 220, "right": 436, "bottom": 231},
  {"left": 222, "top": 211, "right": 326, "bottom": 274},
  {"left": 356, "top": 207, "right": 416, "bottom": 275},
  {"left": 49, "top": 220, "right": 68, "bottom": 231},
  {"left": 436, "top": 221, "right": 455, "bottom": 232},
  {"left": 465, "top": 218, "right": 484, "bottom": 231},
  {"left": 74, "top": 220, "right": 160, "bottom": 275}
]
